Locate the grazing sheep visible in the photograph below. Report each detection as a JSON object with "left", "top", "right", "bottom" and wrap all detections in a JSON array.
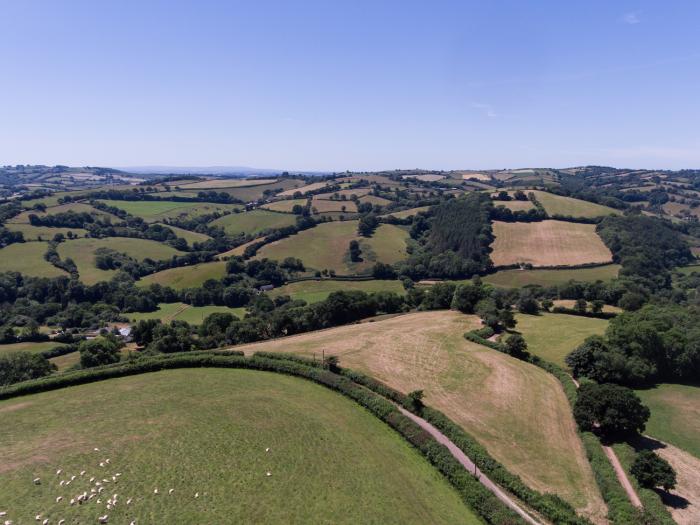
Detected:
[
  {"left": 42, "top": 520, "right": 48, "bottom": 525},
  {"left": 35, "top": 515, "right": 41, "bottom": 521},
  {"left": 194, "top": 492, "right": 199, "bottom": 498},
  {"left": 265, "top": 447, "right": 270, "bottom": 452},
  {"left": 90, "top": 477, "right": 95, "bottom": 482},
  {"left": 58, "top": 520, "right": 65, "bottom": 525},
  {"left": 153, "top": 488, "right": 159, "bottom": 495},
  {"left": 33, "top": 478, "right": 41, "bottom": 485},
  {"left": 126, "top": 498, "right": 132, "bottom": 505},
  {"left": 104, "top": 459, "right": 110, "bottom": 464},
  {"left": 56, "top": 469, "right": 62, "bottom": 475},
  {"left": 94, "top": 448, "right": 99, "bottom": 451},
  {"left": 99, "top": 463, "right": 105, "bottom": 468},
  {"left": 70, "top": 476, "right": 76, "bottom": 481},
  {"left": 70, "top": 499, "right": 75, "bottom": 506},
  {"left": 4, "top": 520, "right": 13, "bottom": 525},
  {"left": 80, "top": 471, "right": 86, "bottom": 476},
  {"left": 65, "top": 481, "right": 71, "bottom": 486},
  {"left": 266, "top": 472, "right": 272, "bottom": 477},
  {"left": 98, "top": 515, "right": 108, "bottom": 524},
  {"left": 55, "top": 496, "right": 62, "bottom": 503},
  {"left": 59, "top": 480, "right": 65, "bottom": 487},
  {"left": 168, "top": 489, "right": 174, "bottom": 495},
  {"left": 115, "top": 473, "right": 121, "bottom": 477}
]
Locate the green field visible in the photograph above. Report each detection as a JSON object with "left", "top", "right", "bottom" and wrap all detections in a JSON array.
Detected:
[
  {"left": 9, "top": 202, "right": 120, "bottom": 224},
  {"left": 256, "top": 221, "right": 408, "bottom": 274},
  {"left": 4, "top": 223, "right": 88, "bottom": 241},
  {"left": 0, "top": 341, "right": 66, "bottom": 356},
  {"left": 530, "top": 190, "right": 620, "bottom": 218},
  {"left": 210, "top": 210, "right": 298, "bottom": 236},
  {"left": 96, "top": 200, "right": 241, "bottom": 222},
  {"left": 513, "top": 312, "right": 609, "bottom": 368},
  {"left": 155, "top": 223, "right": 212, "bottom": 245},
  {"left": 137, "top": 261, "right": 228, "bottom": 289},
  {"left": 0, "top": 242, "right": 68, "bottom": 278},
  {"left": 57, "top": 238, "right": 185, "bottom": 284},
  {"left": 483, "top": 264, "right": 621, "bottom": 288},
  {"left": 260, "top": 198, "right": 307, "bottom": 213},
  {"left": 0, "top": 369, "right": 478, "bottom": 524},
  {"left": 381, "top": 206, "right": 431, "bottom": 219},
  {"left": 676, "top": 264, "right": 700, "bottom": 276},
  {"left": 128, "top": 303, "right": 245, "bottom": 324},
  {"left": 636, "top": 383, "right": 700, "bottom": 459},
  {"left": 269, "top": 279, "right": 405, "bottom": 304}
]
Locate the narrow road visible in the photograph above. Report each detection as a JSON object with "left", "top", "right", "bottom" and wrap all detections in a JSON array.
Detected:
[
  {"left": 568, "top": 375, "right": 643, "bottom": 508},
  {"left": 396, "top": 406, "right": 545, "bottom": 525}
]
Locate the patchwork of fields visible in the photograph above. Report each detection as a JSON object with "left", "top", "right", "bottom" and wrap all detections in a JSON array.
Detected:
[
  {"left": 0, "top": 369, "right": 478, "bottom": 524},
  {"left": 490, "top": 220, "right": 613, "bottom": 267},
  {"left": 96, "top": 200, "right": 241, "bottom": 222}
]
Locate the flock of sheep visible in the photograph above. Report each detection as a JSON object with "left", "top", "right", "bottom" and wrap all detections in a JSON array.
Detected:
[{"left": 2, "top": 446, "right": 275, "bottom": 524}]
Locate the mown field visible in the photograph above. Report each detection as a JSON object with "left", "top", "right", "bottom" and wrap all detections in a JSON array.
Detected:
[
  {"left": 233, "top": 311, "right": 606, "bottom": 522},
  {"left": 277, "top": 181, "right": 327, "bottom": 197},
  {"left": 268, "top": 279, "right": 405, "bottom": 304},
  {"left": 490, "top": 220, "right": 613, "bottom": 267},
  {"left": 128, "top": 303, "right": 245, "bottom": 324},
  {"left": 0, "top": 341, "right": 66, "bottom": 356},
  {"left": 483, "top": 264, "right": 620, "bottom": 288},
  {"left": 210, "top": 210, "right": 298, "bottom": 236},
  {"left": 260, "top": 199, "right": 307, "bottom": 213},
  {"left": 513, "top": 313, "right": 609, "bottom": 368},
  {"left": 57, "top": 238, "right": 185, "bottom": 284},
  {"left": 255, "top": 222, "right": 408, "bottom": 274},
  {"left": 0, "top": 369, "right": 478, "bottom": 525},
  {"left": 177, "top": 178, "right": 277, "bottom": 189},
  {"left": 96, "top": 200, "right": 241, "bottom": 222},
  {"left": 0, "top": 242, "right": 68, "bottom": 278},
  {"left": 310, "top": 197, "right": 358, "bottom": 213},
  {"left": 529, "top": 191, "right": 619, "bottom": 218},
  {"left": 137, "top": 261, "right": 228, "bottom": 289}
]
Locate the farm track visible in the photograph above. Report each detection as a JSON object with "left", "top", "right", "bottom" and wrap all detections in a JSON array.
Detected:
[{"left": 397, "top": 406, "right": 546, "bottom": 525}]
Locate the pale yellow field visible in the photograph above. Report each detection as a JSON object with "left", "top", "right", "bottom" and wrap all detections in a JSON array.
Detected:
[
  {"left": 178, "top": 178, "right": 278, "bottom": 189},
  {"left": 310, "top": 197, "right": 358, "bottom": 213},
  {"left": 490, "top": 220, "right": 613, "bottom": 267},
  {"left": 278, "top": 181, "right": 328, "bottom": 197},
  {"left": 232, "top": 311, "right": 606, "bottom": 522}
]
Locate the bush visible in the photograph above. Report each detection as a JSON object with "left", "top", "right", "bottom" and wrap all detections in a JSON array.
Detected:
[{"left": 631, "top": 450, "right": 676, "bottom": 491}]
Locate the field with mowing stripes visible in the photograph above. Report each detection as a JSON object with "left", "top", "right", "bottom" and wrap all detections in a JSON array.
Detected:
[
  {"left": 490, "top": 220, "right": 613, "bottom": 267},
  {"left": 233, "top": 311, "right": 607, "bottom": 522},
  {"left": 0, "top": 369, "right": 479, "bottom": 524}
]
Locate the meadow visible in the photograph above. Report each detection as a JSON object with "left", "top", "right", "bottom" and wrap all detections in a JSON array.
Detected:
[
  {"left": 9, "top": 202, "right": 121, "bottom": 224},
  {"left": 490, "top": 220, "right": 613, "bottom": 267},
  {"left": 268, "top": 279, "right": 405, "bottom": 304},
  {"left": 493, "top": 200, "right": 535, "bottom": 211},
  {"left": 210, "top": 209, "right": 298, "bottom": 236},
  {"left": 154, "top": 224, "right": 211, "bottom": 245},
  {"left": 380, "top": 206, "right": 431, "bottom": 219},
  {"left": 96, "top": 200, "right": 241, "bottom": 222},
  {"left": 483, "top": 264, "right": 620, "bottom": 288},
  {"left": 233, "top": 310, "right": 606, "bottom": 522},
  {"left": 128, "top": 303, "right": 245, "bottom": 324},
  {"left": 310, "top": 197, "right": 358, "bottom": 213},
  {"left": 4, "top": 223, "right": 88, "bottom": 240},
  {"left": 513, "top": 313, "right": 610, "bottom": 368},
  {"left": 0, "top": 341, "right": 66, "bottom": 356},
  {"left": 177, "top": 178, "right": 277, "bottom": 189},
  {"left": 260, "top": 198, "right": 307, "bottom": 213},
  {"left": 137, "top": 261, "right": 228, "bottom": 289},
  {"left": 0, "top": 369, "right": 478, "bottom": 525},
  {"left": 0, "top": 242, "right": 68, "bottom": 278},
  {"left": 277, "top": 181, "right": 328, "bottom": 197},
  {"left": 255, "top": 222, "right": 408, "bottom": 274},
  {"left": 57, "top": 238, "right": 185, "bottom": 284},
  {"left": 530, "top": 191, "right": 620, "bottom": 218}
]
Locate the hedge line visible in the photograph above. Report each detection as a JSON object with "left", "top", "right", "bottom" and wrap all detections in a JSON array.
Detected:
[{"left": 0, "top": 351, "right": 523, "bottom": 525}]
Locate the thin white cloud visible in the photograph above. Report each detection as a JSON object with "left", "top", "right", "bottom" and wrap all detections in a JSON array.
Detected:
[
  {"left": 622, "top": 12, "right": 640, "bottom": 25},
  {"left": 472, "top": 103, "right": 496, "bottom": 118}
]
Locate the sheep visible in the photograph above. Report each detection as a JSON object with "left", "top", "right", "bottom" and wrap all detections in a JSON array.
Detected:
[
  {"left": 59, "top": 480, "right": 65, "bottom": 487},
  {"left": 266, "top": 471, "right": 272, "bottom": 477},
  {"left": 130, "top": 521, "right": 136, "bottom": 525},
  {"left": 90, "top": 477, "right": 95, "bottom": 483},
  {"left": 33, "top": 478, "right": 41, "bottom": 485},
  {"left": 42, "top": 520, "right": 48, "bottom": 525},
  {"left": 65, "top": 480, "right": 71, "bottom": 486},
  {"left": 115, "top": 473, "right": 121, "bottom": 477},
  {"left": 56, "top": 469, "right": 62, "bottom": 475},
  {"left": 70, "top": 499, "right": 75, "bottom": 506},
  {"left": 104, "top": 459, "right": 110, "bottom": 465},
  {"left": 80, "top": 471, "right": 86, "bottom": 476},
  {"left": 126, "top": 498, "right": 132, "bottom": 505},
  {"left": 98, "top": 515, "right": 108, "bottom": 524},
  {"left": 94, "top": 448, "right": 100, "bottom": 452},
  {"left": 194, "top": 492, "right": 199, "bottom": 498},
  {"left": 265, "top": 447, "right": 270, "bottom": 452},
  {"left": 99, "top": 463, "right": 105, "bottom": 468},
  {"left": 70, "top": 475, "right": 76, "bottom": 481},
  {"left": 168, "top": 489, "right": 174, "bottom": 495},
  {"left": 58, "top": 520, "right": 65, "bottom": 525},
  {"left": 153, "top": 488, "right": 159, "bottom": 495},
  {"left": 55, "top": 496, "right": 63, "bottom": 503},
  {"left": 4, "top": 520, "right": 13, "bottom": 525},
  {"left": 35, "top": 515, "right": 41, "bottom": 521}
]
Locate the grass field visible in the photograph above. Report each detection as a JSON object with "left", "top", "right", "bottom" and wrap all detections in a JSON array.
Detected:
[
  {"left": 636, "top": 383, "right": 700, "bottom": 459},
  {"left": 315, "top": 188, "right": 370, "bottom": 200},
  {"left": 0, "top": 341, "right": 66, "bottom": 356},
  {"left": 277, "top": 181, "right": 327, "bottom": 197},
  {"left": 676, "top": 264, "right": 700, "bottom": 276},
  {"left": 233, "top": 311, "right": 606, "bottom": 522},
  {"left": 483, "top": 264, "right": 621, "bottom": 287},
  {"left": 216, "top": 237, "right": 267, "bottom": 259},
  {"left": 0, "top": 242, "right": 68, "bottom": 278},
  {"left": 359, "top": 194, "right": 393, "bottom": 206},
  {"left": 493, "top": 200, "right": 535, "bottom": 211},
  {"left": 57, "top": 238, "right": 185, "bottom": 285},
  {"left": 177, "top": 178, "right": 277, "bottom": 189},
  {"left": 381, "top": 206, "right": 431, "bottom": 219},
  {"left": 128, "top": 303, "right": 245, "bottom": 324},
  {"left": 210, "top": 210, "right": 298, "bottom": 236},
  {"left": 260, "top": 199, "right": 307, "bottom": 213},
  {"left": 96, "top": 200, "right": 241, "bottom": 222},
  {"left": 155, "top": 224, "right": 211, "bottom": 245},
  {"left": 9, "top": 203, "right": 121, "bottom": 224},
  {"left": 530, "top": 191, "right": 620, "bottom": 218},
  {"left": 5, "top": 223, "right": 88, "bottom": 240},
  {"left": 256, "top": 222, "right": 408, "bottom": 274},
  {"left": 490, "top": 220, "right": 613, "bottom": 267},
  {"left": 310, "top": 197, "right": 358, "bottom": 213},
  {"left": 513, "top": 313, "right": 609, "bottom": 368},
  {"left": 0, "top": 369, "right": 478, "bottom": 524},
  {"left": 137, "top": 261, "right": 228, "bottom": 289},
  {"left": 268, "top": 279, "right": 405, "bottom": 304}
]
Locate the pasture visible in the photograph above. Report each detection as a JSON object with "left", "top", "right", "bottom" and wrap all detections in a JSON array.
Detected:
[
  {"left": 210, "top": 210, "right": 298, "bottom": 236},
  {"left": 0, "top": 341, "right": 66, "bottom": 357},
  {"left": 490, "top": 220, "right": 613, "bottom": 267},
  {"left": 255, "top": 222, "right": 408, "bottom": 274},
  {"left": 314, "top": 188, "right": 370, "bottom": 200},
  {"left": 137, "top": 261, "right": 228, "bottom": 289},
  {"left": 0, "top": 369, "right": 478, "bottom": 525},
  {"left": 215, "top": 237, "right": 267, "bottom": 259},
  {"left": 268, "top": 279, "right": 405, "bottom": 304},
  {"left": 0, "top": 242, "right": 68, "bottom": 278},
  {"left": 155, "top": 224, "right": 211, "bottom": 245},
  {"left": 493, "top": 200, "right": 535, "bottom": 211},
  {"left": 177, "top": 178, "right": 277, "bottom": 189},
  {"left": 234, "top": 311, "right": 606, "bottom": 522},
  {"left": 381, "top": 206, "right": 431, "bottom": 219},
  {"left": 4, "top": 223, "right": 88, "bottom": 240},
  {"left": 359, "top": 194, "right": 392, "bottom": 206},
  {"left": 96, "top": 200, "right": 241, "bottom": 222},
  {"left": 57, "top": 238, "right": 185, "bottom": 284},
  {"left": 513, "top": 313, "right": 609, "bottom": 368},
  {"left": 128, "top": 303, "right": 245, "bottom": 324},
  {"left": 310, "top": 197, "right": 358, "bottom": 213},
  {"left": 483, "top": 264, "right": 620, "bottom": 288},
  {"left": 277, "top": 181, "right": 328, "bottom": 197},
  {"left": 9, "top": 203, "right": 120, "bottom": 224},
  {"left": 529, "top": 191, "right": 619, "bottom": 218},
  {"left": 260, "top": 199, "right": 307, "bottom": 213}
]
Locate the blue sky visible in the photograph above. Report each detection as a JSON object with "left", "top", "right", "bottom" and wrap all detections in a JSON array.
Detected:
[{"left": 1, "top": 0, "right": 699, "bottom": 171}]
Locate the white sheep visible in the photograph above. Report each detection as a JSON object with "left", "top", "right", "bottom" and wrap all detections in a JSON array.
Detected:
[
  {"left": 80, "top": 471, "right": 86, "bottom": 476},
  {"left": 194, "top": 492, "right": 199, "bottom": 498},
  {"left": 126, "top": 498, "right": 132, "bottom": 505},
  {"left": 266, "top": 471, "right": 272, "bottom": 477},
  {"left": 99, "top": 463, "right": 105, "bottom": 468},
  {"left": 56, "top": 469, "right": 62, "bottom": 475},
  {"left": 153, "top": 488, "right": 159, "bottom": 495},
  {"left": 33, "top": 478, "right": 41, "bottom": 485},
  {"left": 70, "top": 475, "right": 76, "bottom": 481},
  {"left": 55, "top": 496, "right": 62, "bottom": 503},
  {"left": 104, "top": 459, "right": 110, "bottom": 464},
  {"left": 94, "top": 447, "right": 100, "bottom": 451},
  {"left": 70, "top": 499, "right": 75, "bottom": 506},
  {"left": 168, "top": 489, "right": 174, "bottom": 495},
  {"left": 90, "top": 477, "right": 95, "bottom": 482},
  {"left": 35, "top": 515, "right": 41, "bottom": 521},
  {"left": 58, "top": 520, "right": 65, "bottom": 525},
  {"left": 98, "top": 515, "right": 108, "bottom": 524},
  {"left": 265, "top": 447, "right": 270, "bottom": 452},
  {"left": 42, "top": 519, "right": 48, "bottom": 525},
  {"left": 59, "top": 481, "right": 65, "bottom": 487},
  {"left": 4, "top": 519, "right": 13, "bottom": 525}
]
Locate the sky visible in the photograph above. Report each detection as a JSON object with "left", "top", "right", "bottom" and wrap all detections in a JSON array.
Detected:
[{"left": 1, "top": 0, "right": 699, "bottom": 171}]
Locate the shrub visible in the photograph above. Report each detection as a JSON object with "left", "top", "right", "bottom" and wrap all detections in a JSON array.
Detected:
[{"left": 631, "top": 450, "right": 676, "bottom": 491}]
